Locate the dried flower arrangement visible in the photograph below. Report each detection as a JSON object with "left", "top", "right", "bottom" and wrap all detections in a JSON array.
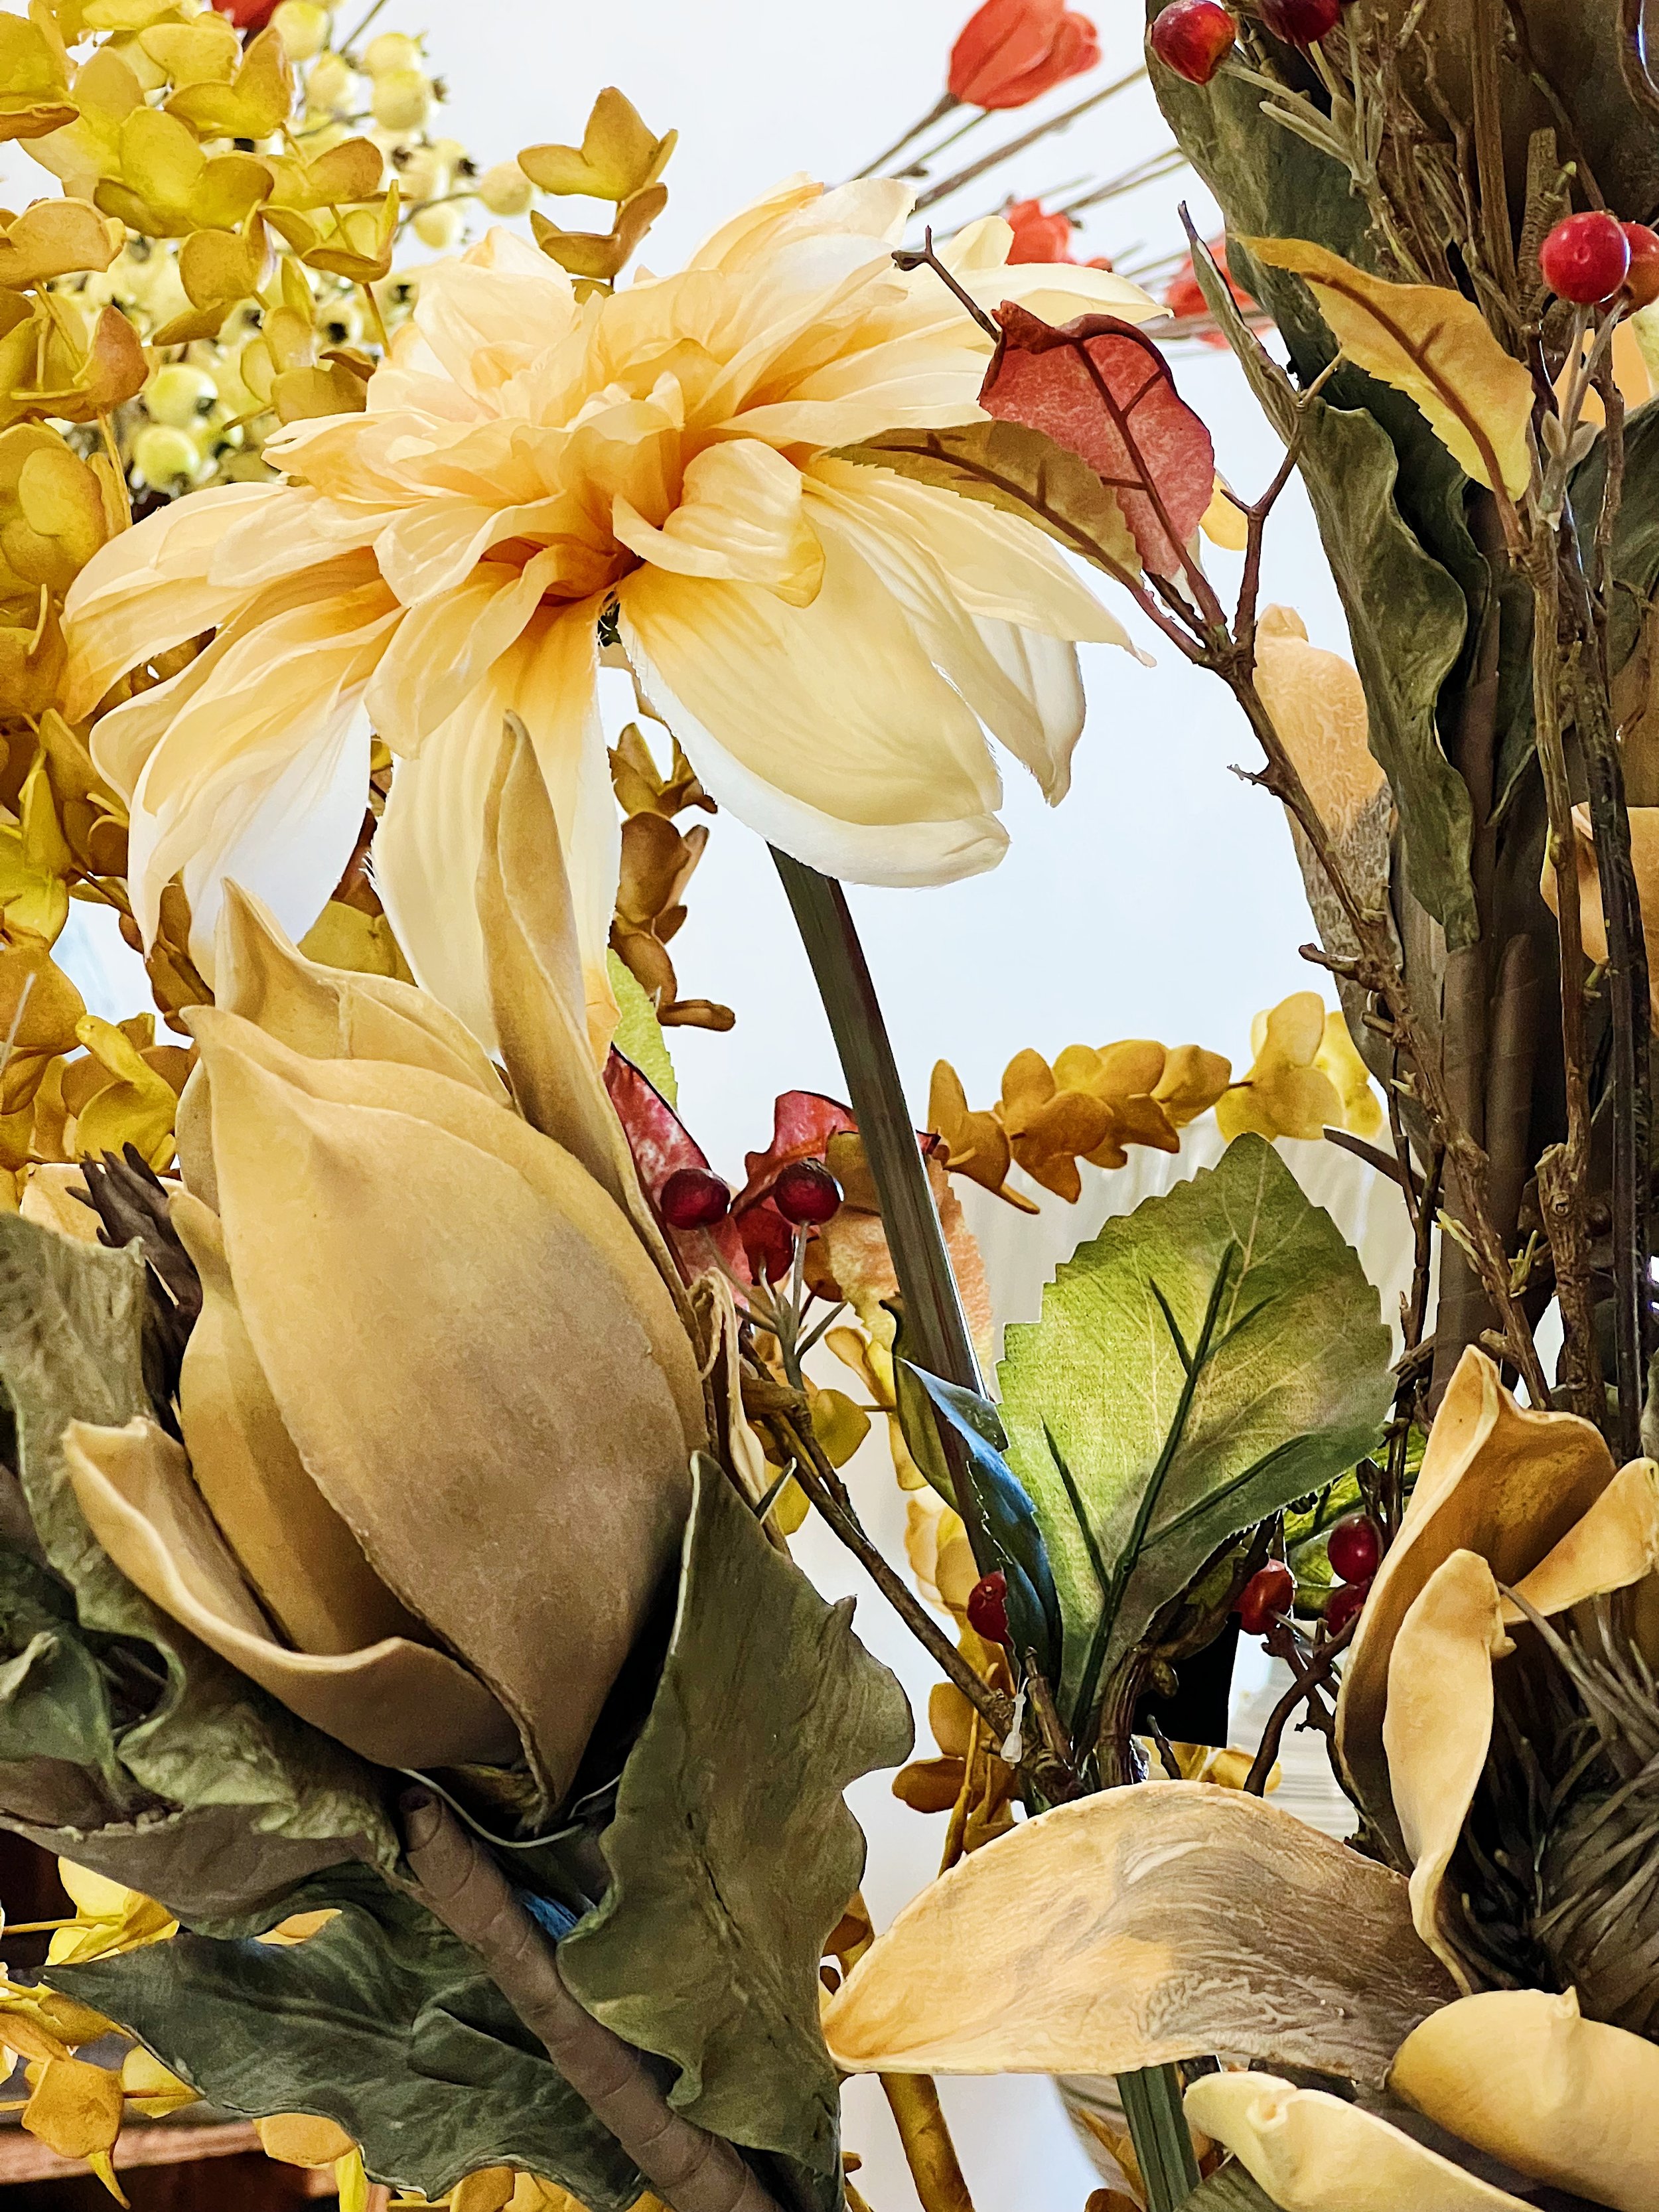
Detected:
[{"left": 0, "top": 1, "right": 1645, "bottom": 2211}]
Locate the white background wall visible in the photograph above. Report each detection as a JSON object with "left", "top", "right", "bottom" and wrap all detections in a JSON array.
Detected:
[{"left": 19, "top": 6, "right": 1376, "bottom": 2206}]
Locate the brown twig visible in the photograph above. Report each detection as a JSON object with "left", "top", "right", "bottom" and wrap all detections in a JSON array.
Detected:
[
  {"left": 763, "top": 1405, "right": 1015, "bottom": 1744},
  {"left": 399, "top": 1792, "right": 781, "bottom": 2212},
  {"left": 911, "top": 70, "right": 1147, "bottom": 212},
  {"left": 1245, "top": 1615, "right": 1358, "bottom": 1796}
]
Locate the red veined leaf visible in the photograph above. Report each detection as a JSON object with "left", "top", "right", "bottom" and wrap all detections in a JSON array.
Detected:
[
  {"left": 731, "top": 1089, "right": 857, "bottom": 1284},
  {"left": 979, "top": 303, "right": 1216, "bottom": 577},
  {"left": 603, "top": 1051, "right": 749, "bottom": 1280}
]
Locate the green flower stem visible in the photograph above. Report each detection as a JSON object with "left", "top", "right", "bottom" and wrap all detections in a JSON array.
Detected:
[
  {"left": 771, "top": 850, "right": 984, "bottom": 1426},
  {"left": 774, "top": 855, "right": 1198, "bottom": 2203},
  {"left": 1118, "top": 2064, "right": 1202, "bottom": 2211}
]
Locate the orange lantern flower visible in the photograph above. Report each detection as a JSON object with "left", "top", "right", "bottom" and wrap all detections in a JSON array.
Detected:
[{"left": 948, "top": 0, "right": 1101, "bottom": 110}]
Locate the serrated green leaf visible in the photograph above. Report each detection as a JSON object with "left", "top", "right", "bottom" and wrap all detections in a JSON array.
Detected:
[
  {"left": 997, "top": 1136, "right": 1390, "bottom": 1720},
  {"left": 49, "top": 1865, "right": 643, "bottom": 2208},
  {"left": 607, "top": 948, "right": 676, "bottom": 1105},
  {"left": 0, "top": 1214, "right": 395, "bottom": 1925},
  {"left": 835, "top": 421, "right": 1139, "bottom": 578},
  {"left": 559, "top": 1455, "right": 912, "bottom": 2207}
]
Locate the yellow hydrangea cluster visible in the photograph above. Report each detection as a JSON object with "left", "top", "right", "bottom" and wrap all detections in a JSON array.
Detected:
[{"left": 929, "top": 1036, "right": 1233, "bottom": 1208}]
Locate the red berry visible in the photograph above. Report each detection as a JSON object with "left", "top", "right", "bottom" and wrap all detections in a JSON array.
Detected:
[
  {"left": 211, "top": 0, "right": 279, "bottom": 26},
  {"left": 1236, "top": 1560, "right": 1295, "bottom": 1637},
  {"left": 659, "top": 1167, "right": 731, "bottom": 1231},
  {"left": 1257, "top": 0, "right": 1341, "bottom": 43},
  {"left": 1325, "top": 1577, "right": 1372, "bottom": 1637},
  {"left": 966, "top": 1570, "right": 1009, "bottom": 1646},
  {"left": 1540, "top": 211, "right": 1632, "bottom": 304},
  {"left": 1326, "top": 1511, "right": 1382, "bottom": 1584},
  {"left": 1149, "top": 0, "right": 1237, "bottom": 83},
  {"left": 772, "top": 1159, "right": 841, "bottom": 1227},
  {"left": 1623, "top": 222, "right": 1659, "bottom": 309}
]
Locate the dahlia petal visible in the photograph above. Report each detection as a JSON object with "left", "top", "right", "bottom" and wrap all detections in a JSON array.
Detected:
[
  {"left": 613, "top": 438, "right": 824, "bottom": 603},
  {"left": 364, "top": 545, "right": 562, "bottom": 751},
  {"left": 62, "top": 480, "right": 281, "bottom": 717}
]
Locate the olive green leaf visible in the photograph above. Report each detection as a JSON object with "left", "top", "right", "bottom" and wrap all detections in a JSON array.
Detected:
[
  {"left": 997, "top": 1136, "right": 1390, "bottom": 1724},
  {"left": 559, "top": 1455, "right": 912, "bottom": 2207},
  {"left": 835, "top": 421, "right": 1139, "bottom": 577},
  {"left": 0, "top": 1214, "right": 394, "bottom": 1925},
  {"left": 1157, "top": 53, "right": 1481, "bottom": 947},
  {"left": 1182, "top": 2166, "right": 1278, "bottom": 2211},
  {"left": 50, "top": 1866, "right": 644, "bottom": 2209}
]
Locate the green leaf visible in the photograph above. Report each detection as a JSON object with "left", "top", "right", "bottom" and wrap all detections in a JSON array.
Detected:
[
  {"left": 559, "top": 1455, "right": 912, "bottom": 2206},
  {"left": 834, "top": 420, "right": 1140, "bottom": 578},
  {"left": 607, "top": 947, "right": 677, "bottom": 1106},
  {"left": 1180, "top": 2164, "right": 1279, "bottom": 2211},
  {"left": 1159, "top": 59, "right": 1480, "bottom": 948},
  {"left": 50, "top": 1866, "right": 644, "bottom": 2209},
  {"left": 0, "top": 1213, "right": 395, "bottom": 1926},
  {"left": 997, "top": 1136, "right": 1391, "bottom": 1720}
]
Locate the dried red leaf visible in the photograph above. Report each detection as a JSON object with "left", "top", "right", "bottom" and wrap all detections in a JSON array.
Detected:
[
  {"left": 733, "top": 1090, "right": 858, "bottom": 1212},
  {"left": 979, "top": 302, "right": 1216, "bottom": 577},
  {"left": 604, "top": 1051, "right": 749, "bottom": 1279}
]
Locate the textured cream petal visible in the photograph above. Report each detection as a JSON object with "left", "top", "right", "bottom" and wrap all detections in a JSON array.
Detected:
[
  {"left": 1337, "top": 1347, "right": 1615, "bottom": 1856},
  {"left": 61, "top": 482, "right": 285, "bottom": 718},
  {"left": 171, "top": 1189, "right": 422, "bottom": 1657},
  {"left": 1184, "top": 2073, "right": 1529, "bottom": 2212},
  {"left": 968, "top": 620, "right": 1086, "bottom": 802},
  {"left": 63, "top": 1418, "right": 518, "bottom": 1771},
  {"left": 1392, "top": 1988, "right": 1659, "bottom": 2212},
  {"left": 613, "top": 439, "right": 825, "bottom": 605},
  {"left": 1384, "top": 1550, "right": 1509, "bottom": 1986},
  {"left": 1508, "top": 1457, "right": 1659, "bottom": 1623},
  {"left": 821, "top": 1783, "right": 1454, "bottom": 2084},
  {"left": 940, "top": 218, "right": 1163, "bottom": 328},
  {"left": 202, "top": 1029, "right": 693, "bottom": 1800}
]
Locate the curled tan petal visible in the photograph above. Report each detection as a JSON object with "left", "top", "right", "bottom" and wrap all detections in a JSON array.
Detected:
[
  {"left": 190, "top": 1007, "right": 705, "bottom": 1455},
  {"left": 1383, "top": 1552, "right": 1509, "bottom": 1986},
  {"left": 212, "top": 881, "right": 506, "bottom": 1098},
  {"left": 1183, "top": 2073, "right": 1530, "bottom": 2212},
  {"left": 63, "top": 1418, "right": 518, "bottom": 1771},
  {"left": 1337, "top": 1347, "right": 1614, "bottom": 1856},
  {"left": 171, "top": 1189, "right": 421, "bottom": 1657},
  {"left": 820, "top": 1783, "right": 1455, "bottom": 2085},
  {"left": 201, "top": 1031, "right": 693, "bottom": 1803},
  {"left": 1392, "top": 1988, "right": 1659, "bottom": 2212},
  {"left": 1540, "top": 804, "right": 1659, "bottom": 1029},
  {"left": 1508, "top": 1457, "right": 1659, "bottom": 1624},
  {"left": 478, "top": 718, "right": 646, "bottom": 1220}
]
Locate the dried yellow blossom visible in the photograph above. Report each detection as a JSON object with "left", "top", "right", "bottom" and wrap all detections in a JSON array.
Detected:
[
  {"left": 22, "top": 2055, "right": 126, "bottom": 2203},
  {"left": 46, "top": 1862, "right": 176, "bottom": 1963},
  {"left": 1217, "top": 992, "right": 1380, "bottom": 1143}
]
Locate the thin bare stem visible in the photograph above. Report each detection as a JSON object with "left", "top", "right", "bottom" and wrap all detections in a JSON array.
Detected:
[
  {"left": 852, "top": 91, "right": 960, "bottom": 182},
  {"left": 912, "top": 70, "right": 1147, "bottom": 213}
]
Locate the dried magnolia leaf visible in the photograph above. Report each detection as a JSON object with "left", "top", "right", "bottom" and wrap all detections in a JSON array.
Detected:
[
  {"left": 1243, "top": 239, "right": 1534, "bottom": 500},
  {"left": 822, "top": 1783, "right": 1453, "bottom": 2086},
  {"left": 1337, "top": 1349, "right": 1615, "bottom": 1858},
  {"left": 1391, "top": 1988, "right": 1659, "bottom": 2212},
  {"left": 1508, "top": 1458, "right": 1659, "bottom": 1624},
  {"left": 1184, "top": 2072, "right": 1530, "bottom": 2212}
]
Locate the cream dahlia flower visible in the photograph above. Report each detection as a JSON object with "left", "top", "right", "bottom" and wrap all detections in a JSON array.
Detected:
[
  {"left": 822, "top": 1347, "right": 1659, "bottom": 2212},
  {"left": 62, "top": 177, "right": 1155, "bottom": 1045}
]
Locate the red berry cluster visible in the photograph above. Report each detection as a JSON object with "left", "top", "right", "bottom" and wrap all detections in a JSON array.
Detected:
[
  {"left": 1234, "top": 1511, "right": 1381, "bottom": 1643},
  {"left": 1149, "top": 0, "right": 1353, "bottom": 84},
  {"left": 1539, "top": 211, "right": 1659, "bottom": 307}
]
